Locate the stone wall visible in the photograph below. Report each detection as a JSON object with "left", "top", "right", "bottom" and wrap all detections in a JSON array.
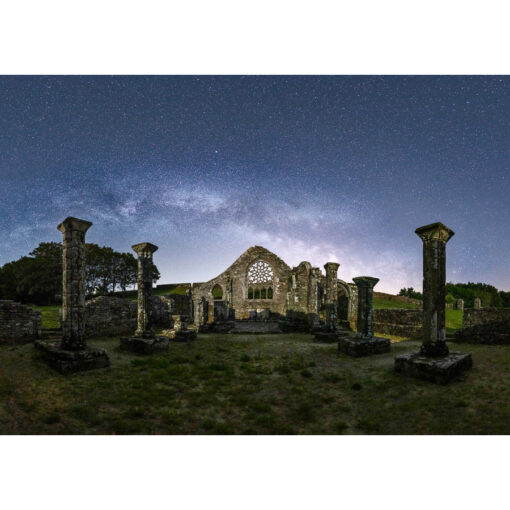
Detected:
[
  {"left": 373, "top": 292, "right": 423, "bottom": 308},
  {"left": 453, "top": 308, "right": 510, "bottom": 344},
  {"left": 0, "top": 300, "right": 41, "bottom": 344},
  {"left": 372, "top": 308, "right": 422, "bottom": 338},
  {"left": 462, "top": 308, "right": 510, "bottom": 328},
  {"left": 84, "top": 296, "right": 173, "bottom": 338}
]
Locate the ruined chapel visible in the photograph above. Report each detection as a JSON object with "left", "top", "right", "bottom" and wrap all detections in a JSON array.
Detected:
[{"left": 191, "top": 246, "right": 358, "bottom": 329}]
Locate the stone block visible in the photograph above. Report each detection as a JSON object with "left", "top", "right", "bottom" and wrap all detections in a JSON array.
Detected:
[
  {"left": 119, "top": 335, "right": 170, "bottom": 354},
  {"left": 35, "top": 340, "right": 110, "bottom": 374},
  {"left": 173, "top": 330, "right": 197, "bottom": 342},
  {"left": 394, "top": 351, "right": 472, "bottom": 384},
  {"left": 337, "top": 336, "right": 390, "bottom": 356}
]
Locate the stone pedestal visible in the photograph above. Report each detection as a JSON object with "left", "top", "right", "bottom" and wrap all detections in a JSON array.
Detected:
[
  {"left": 37, "top": 217, "right": 110, "bottom": 373},
  {"left": 339, "top": 276, "right": 390, "bottom": 356},
  {"left": 120, "top": 242, "right": 169, "bottom": 355},
  {"left": 36, "top": 340, "right": 110, "bottom": 374},
  {"left": 395, "top": 351, "right": 472, "bottom": 384},
  {"left": 338, "top": 336, "right": 390, "bottom": 357},
  {"left": 474, "top": 297, "right": 482, "bottom": 310},
  {"left": 395, "top": 222, "right": 472, "bottom": 383}
]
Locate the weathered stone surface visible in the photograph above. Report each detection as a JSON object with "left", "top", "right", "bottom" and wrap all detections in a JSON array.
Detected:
[
  {"left": 473, "top": 298, "right": 482, "bottom": 310},
  {"left": 85, "top": 296, "right": 137, "bottom": 337},
  {"left": 338, "top": 336, "right": 390, "bottom": 357},
  {"left": 456, "top": 299, "right": 464, "bottom": 311},
  {"left": 463, "top": 307, "right": 510, "bottom": 328},
  {"left": 414, "top": 222, "right": 454, "bottom": 357},
  {"left": 394, "top": 351, "right": 472, "bottom": 384},
  {"left": 58, "top": 216, "right": 92, "bottom": 351},
  {"left": 119, "top": 335, "right": 170, "bottom": 354},
  {"left": 353, "top": 276, "right": 379, "bottom": 340},
  {"left": 373, "top": 308, "right": 422, "bottom": 338},
  {"left": 35, "top": 340, "right": 109, "bottom": 374},
  {"left": 229, "top": 320, "right": 282, "bottom": 334},
  {"left": 0, "top": 300, "right": 41, "bottom": 344},
  {"left": 453, "top": 318, "right": 510, "bottom": 344},
  {"left": 172, "top": 330, "right": 197, "bottom": 342},
  {"left": 132, "top": 242, "right": 159, "bottom": 337}
]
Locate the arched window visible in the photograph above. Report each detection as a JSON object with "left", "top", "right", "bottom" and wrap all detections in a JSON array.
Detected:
[
  {"left": 261, "top": 288, "right": 267, "bottom": 299},
  {"left": 267, "top": 287, "right": 273, "bottom": 299},
  {"left": 248, "top": 287, "right": 254, "bottom": 299},
  {"left": 254, "top": 289, "right": 260, "bottom": 299},
  {"left": 212, "top": 284, "right": 223, "bottom": 300}
]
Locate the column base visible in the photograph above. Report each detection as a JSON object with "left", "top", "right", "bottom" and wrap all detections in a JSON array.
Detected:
[
  {"left": 338, "top": 336, "right": 391, "bottom": 357},
  {"left": 395, "top": 350, "right": 472, "bottom": 384},
  {"left": 35, "top": 340, "right": 110, "bottom": 374},
  {"left": 120, "top": 335, "right": 170, "bottom": 355}
]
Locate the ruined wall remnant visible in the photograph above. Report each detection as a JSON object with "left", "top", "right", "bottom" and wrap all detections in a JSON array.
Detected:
[
  {"left": 85, "top": 296, "right": 137, "bottom": 337},
  {"left": 473, "top": 298, "right": 482, "bottom": 309},
  {"left": 462, "top": 307, "right": 510, "bottom": 328},
  {"left": 0, "top": 300, "right": 41, "bottom": 344},
  {"left": 454, "top": 309, "right": 510, "bottom": 344},
  {"left": 373, "top": 309, "right": 422, "bottom": 338}
]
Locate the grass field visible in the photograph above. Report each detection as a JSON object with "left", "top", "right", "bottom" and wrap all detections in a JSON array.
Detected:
[
  {"left": 1, "top": 333, "right": 508, "bottom": 434},
  {"left": 32, "top": 305, "right": 60, "bottom": 329}
]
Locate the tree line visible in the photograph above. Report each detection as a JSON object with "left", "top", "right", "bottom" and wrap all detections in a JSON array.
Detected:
[
  {"left": 0, "top": 242, "right": 160, "bottom": 305},
  {"left": 399, "top": 282, "right": 510, "bottom": 308}
]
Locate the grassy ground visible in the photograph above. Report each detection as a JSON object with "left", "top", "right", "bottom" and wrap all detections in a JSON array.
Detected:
[
  {"left": 373, "top": 297, "right": 419, "bottom": 310},
  {"left": 32, "top": 305, "right": 60, "bottom": 329},
  {"left": 1, "top": 333, "right": 508, "bottom": 434}
]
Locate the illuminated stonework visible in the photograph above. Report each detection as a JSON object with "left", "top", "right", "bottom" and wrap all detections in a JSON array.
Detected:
[{"left": 247, "top": 260, "right": 274, "bottom": 284}]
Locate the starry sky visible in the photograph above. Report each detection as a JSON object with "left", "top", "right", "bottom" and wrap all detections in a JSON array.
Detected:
[{"left": 1, "top": 76, "right": 509, "bottom": 293}]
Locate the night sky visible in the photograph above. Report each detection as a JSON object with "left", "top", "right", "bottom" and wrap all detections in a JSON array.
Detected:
[{"left": 1, "top": 76, "right": 509, "bottom": 293}]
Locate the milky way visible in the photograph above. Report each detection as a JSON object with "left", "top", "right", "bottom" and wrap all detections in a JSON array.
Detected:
[{"left": 1, "top": 76, "right": 509, "bottom": 292}]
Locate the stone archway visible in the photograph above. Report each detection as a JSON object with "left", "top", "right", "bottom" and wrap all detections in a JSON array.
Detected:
[{"left": 337, "top": 282, "right": 350, "bottom": 322}]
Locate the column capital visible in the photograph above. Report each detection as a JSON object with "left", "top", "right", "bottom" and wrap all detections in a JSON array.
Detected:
[
  {"left": 57, "top": 216, "right": 92, "bottom": 234},
  {"left": 415, "top": 222, "right": 454, "bottom": 243},
  {"left": 132, "top": 242, "right": 159, "bottom": 257},
  {"left": 353, "top": 276, "right": 379, "bottom": 289},
  {"left": 324, "top": 262, "right": 340, "bottom": 273}
]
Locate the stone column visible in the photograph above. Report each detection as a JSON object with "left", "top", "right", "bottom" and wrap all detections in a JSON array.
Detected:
[
  {"left": 324, "top": 262, "right": 340, "bottom": 329},
  {"left": 58, "top": 217, "right": 92, "bottom": 351},
  {"left": 132, "top": 242, "right": 158, "bottom": 337},
  {"left": 456, "top": 299, "right": 464, "bottom": 311},
  {"left": 474, "top": 297, "right": 481, "bottom": 309},
  {"left": 415, "top": 222, "right": 454, "bottom": 357},
  {"left": 353, "top": 277, "right": 379, "bottom": 339}
]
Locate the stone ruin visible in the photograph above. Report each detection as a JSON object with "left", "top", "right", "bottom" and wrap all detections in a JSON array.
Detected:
[
  {"left": 0, "top": 300, "right": 41, "bottom": 344},
  {"left": 190, "top": 246, "right": 358, "bottom": 334},
  {"left": 35, "top": 217, "right": 110, "bottom": 374},
  {"left": 120, "top": 243, "right": 170, "bottom": 354},
  {"left": 395, "top": 222, "right": 472, "bottom": 384},
  {"left": 452, "top": 306, "right": 510, "bottom": 345},
  {"left": 337, "top": 277, "right": 391, "bottom": 356}
]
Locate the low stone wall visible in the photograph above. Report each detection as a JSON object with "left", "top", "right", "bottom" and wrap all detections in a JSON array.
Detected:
[
  {"left": 373, "top": 292, "right": 422, "bottom": 308},
  {"left": 84, "top": 296, "right": 174, "bottom": 338},
  {"left": 0, "top": 300, "right": 41, "bottom": 344},
  {"left": 453, "top": 308, "right": 510, "bottom": 344},
  {"left": 373, "top": 308, "right": 422, "bottom": 338},
  {"left": 85, "top": 296, "right": 137, "bottom": 338},
  {"left": 463, "top": 308, "right": 510, "bottom": 328}
]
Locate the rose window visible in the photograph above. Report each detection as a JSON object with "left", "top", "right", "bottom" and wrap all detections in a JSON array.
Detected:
[{"left": 247, "top": 261, "right": 274, "bottom": 284}]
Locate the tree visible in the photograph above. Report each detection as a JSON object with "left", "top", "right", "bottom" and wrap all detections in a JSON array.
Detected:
[
  {"left": 398, "top": 287, "right": 423, "bottom": 300},
  {"left": 0, "top": 241, "right": 161, "bottom": 304}
]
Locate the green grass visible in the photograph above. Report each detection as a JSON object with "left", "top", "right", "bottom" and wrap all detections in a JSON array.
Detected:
[
  {"left": 373, "top": 297, "right": 420, "bottom": 310},
  {"left": 446, "top": 309, "right": 463, "bottom": 333},
  {"left": 0, "top": 333, "right": 507, "bottom": 434},
  {"left": 31, "top": 305, "right": 60, "bottom": 330}
]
